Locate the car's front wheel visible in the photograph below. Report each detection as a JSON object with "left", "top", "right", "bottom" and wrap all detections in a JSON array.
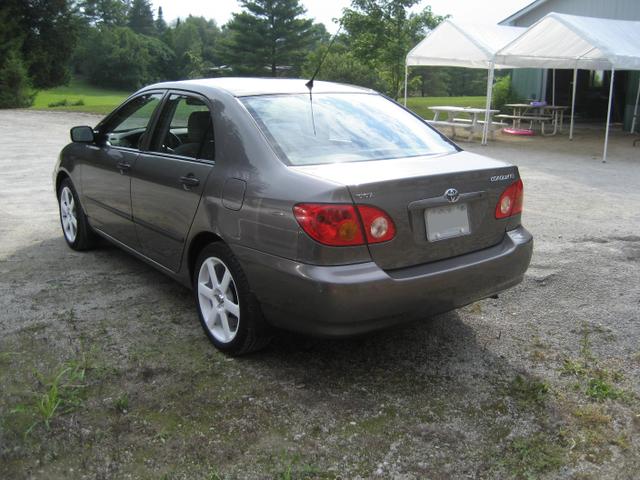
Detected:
[
  {"left": 58, "top": 178, "right": 97, "bottom": 251},
  {"left": 194, "top": 243, "right": 270, "bottom": 355}
]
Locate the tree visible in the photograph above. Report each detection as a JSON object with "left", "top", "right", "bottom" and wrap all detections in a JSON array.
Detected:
[
  {"left": 444, "top": 67, "right": 486, "bottom": 96},
  {"left": 410, "top": 67, "right": 450, "bottom": 97},
  {"left": 128, "top": 0, "right": 155, "bottom": 35},
  {"left": 341, "top": 0, "right": 444, "bottom": 98},
  {"left": 78, "top": 26, "right": 173, "bottom": 89},
  {"left": 0, "top": 50, "right": 33, "bottom": 108},
  {"left": 173, "top": 20, "right": 204, "bottom": 78},
  {"left": 155, "top": 6, "right": 168, "bottom": 33},
  {"left": 0, "top": 5, "right": 32, "bottom": 107},
  {"left": 8, "top": 0, "right": 81, "bottom": 89},
  {"left": 302, "top": 37, "right": 382, "bottom": 90},
  {"left": 218, "top": 0, "right": 314, "bottom": 77},
  {"left": 166, "top": 16, "right": 221, "bottom": 78},
  {"left": 80, "top": 0, "right": 128, "bottom": 26}
]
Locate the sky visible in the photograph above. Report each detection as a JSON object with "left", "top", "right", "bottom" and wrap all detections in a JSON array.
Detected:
[{"left": 152, "top": 0, "right": 534, "bottom": 33}]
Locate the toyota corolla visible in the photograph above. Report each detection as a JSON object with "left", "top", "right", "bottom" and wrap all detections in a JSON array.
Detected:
[{"left": 54, "top": 78, "right": 533, "bottom": 355}]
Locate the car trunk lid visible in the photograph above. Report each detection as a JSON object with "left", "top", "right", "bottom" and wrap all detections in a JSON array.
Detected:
[{"left": 291, "top": 151, "right": 520, "bottom": 270}]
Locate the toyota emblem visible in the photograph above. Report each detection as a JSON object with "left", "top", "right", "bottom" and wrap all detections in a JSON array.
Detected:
[{"left": 444, "top": 188, "right": 459, "bottom": 203}]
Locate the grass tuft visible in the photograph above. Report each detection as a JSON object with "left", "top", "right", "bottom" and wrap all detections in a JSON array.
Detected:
[
  {"left": 509, "top": 375, "right": 550, "bottom": 407},
  {"left": 572, "top": 405, "right": 611, "bottom": 427},
  {"left": 585, "top": 378, "right": 622, "bottom": 402},
  {"left": 503, "top": 432, "right": 565, "bottom": 479},
  {"left": 114, "top": 393, "right": 129, "bottom": 414},
  {"left": 11, "top": 355, "right": 89, "bottom": 436},
  {"left": 560, "top": 358, "right": 588, "bottom": 377}
]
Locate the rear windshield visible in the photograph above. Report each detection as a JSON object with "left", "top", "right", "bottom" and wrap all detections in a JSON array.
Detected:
[{"left": 241, "top": 93, "right": 456, "bottom": 165}]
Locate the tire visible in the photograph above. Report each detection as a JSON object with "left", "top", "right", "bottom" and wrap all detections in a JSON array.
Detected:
[
  {"left": 193, "top": 243, "right": 271, "bottom": 355},
  {"left": 58, "top": 178, "right": 97, "bottom": 251}
]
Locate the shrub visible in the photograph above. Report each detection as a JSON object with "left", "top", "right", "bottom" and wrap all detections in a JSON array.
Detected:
[
  {"left": 48, "top": 99, "right": 69, "bottom": 107},
  {"left": 0, "top": 50, "right": 34, "bottom": 108},
  {"left": 492, "top": 74, "right": 521, "bottom": 112}
]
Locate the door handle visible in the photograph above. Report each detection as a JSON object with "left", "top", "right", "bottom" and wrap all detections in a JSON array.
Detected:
[
  {"left": 179, "top": 175, "right": 200, "bottom": 189},
  {"left": 117, "top": 161, "right": 131, "bottom": 174}
]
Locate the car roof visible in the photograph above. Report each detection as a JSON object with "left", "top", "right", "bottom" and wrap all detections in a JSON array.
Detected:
[{"left": 144, "top": 77, "right": 375, "bottom": 97}]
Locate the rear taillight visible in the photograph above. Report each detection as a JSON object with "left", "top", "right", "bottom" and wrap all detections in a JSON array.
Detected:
[
  {"left": 356, "top": 205, "right": 396, "bottom": 243},
  {"left": 293, "top": 204, "right": 364, "bottom": 246},
  {"left": 495, "top": 179, "right": 524, "bottom": 219},
  {"left": 293, "top": 203, "right": 396, "bottom": 246}
]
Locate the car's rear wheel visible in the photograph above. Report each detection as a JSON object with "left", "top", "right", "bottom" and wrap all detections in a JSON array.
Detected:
[
  {"left": 194, "top": 243, "right": 270, "bottom": 355},
  {"left": 58, "top": 178, "right": 97, "bottom": 251}
]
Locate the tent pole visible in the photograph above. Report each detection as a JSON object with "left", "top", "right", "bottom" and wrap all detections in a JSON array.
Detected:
[
  {"left": 482, "top": 62, "right": 495, "bottom": 145},
  {"left": 404, "top": 64, "right": 408, "bottom": 107},
  {"left": 552, "top": 69, "right": 556, "bottom": 106},
  {"left": 603, "top": 69, "right": 615, "bottom": 163},
  {"left": 631, "top": 75, "right": 640, "bottom": 134},
  {"left": 569, "top": 68, "right": 577, "bottom": 140}
]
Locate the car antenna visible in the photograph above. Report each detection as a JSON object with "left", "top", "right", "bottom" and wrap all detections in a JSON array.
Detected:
[
  {"left": 306, "top": 24, "right": 342, "bottom": 92},
  {"left": 305, "top": 25, "right": 342, "bottom": 136}
]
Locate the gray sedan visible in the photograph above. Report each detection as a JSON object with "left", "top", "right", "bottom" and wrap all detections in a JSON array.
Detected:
[{"left": 54, "top": 78, "right": 532, "bottom": 355}]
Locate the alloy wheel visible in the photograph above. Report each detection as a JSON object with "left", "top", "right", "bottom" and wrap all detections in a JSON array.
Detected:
[
  {"left": 197, "top": 256, "right": 241, "bottom": 343},
  {"left": 60, "top": 186, "right": 78, "bottom": 243}
]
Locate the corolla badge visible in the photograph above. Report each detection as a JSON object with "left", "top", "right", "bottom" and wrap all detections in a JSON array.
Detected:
[
  {"left": 490, "top": 173, "right": 515, "bottom": 182},
  {"left": 444, "top": 188, "right": 459, "bottom": 203}
]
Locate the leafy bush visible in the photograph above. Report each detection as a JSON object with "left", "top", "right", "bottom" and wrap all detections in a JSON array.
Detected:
[
  {"left": 47, "top": 98, "right": 85, "bottom": 108},
  {"left": 48, "top": 99, "right": 69, "bottom": 107},
  {"left": 492, "top": 74, "right": 522, "bottom": 112},
  {"left": 0, "top": 50, "right": 34, "bottom": 108}
]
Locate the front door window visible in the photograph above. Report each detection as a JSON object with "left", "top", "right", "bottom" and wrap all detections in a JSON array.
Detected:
[{"left": 102, "top": 93, "right": 163, "bottom": 149}]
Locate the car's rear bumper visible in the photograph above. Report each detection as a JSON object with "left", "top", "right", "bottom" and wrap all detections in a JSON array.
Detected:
[{"left": 232, "top": 227, "right": 533, "bottom": 337}]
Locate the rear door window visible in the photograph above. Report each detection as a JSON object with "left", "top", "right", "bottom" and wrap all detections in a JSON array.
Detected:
[{"left": 149, "top": 94, "right": 214, "bottom": 160}]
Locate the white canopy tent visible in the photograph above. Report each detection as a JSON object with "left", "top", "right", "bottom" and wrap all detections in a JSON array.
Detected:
[
  {"left": 404, "top": 20, "right": 525, "bottom": 145},
  {"left": 495, "top": 13, "right": 640, "bottom": 162}
]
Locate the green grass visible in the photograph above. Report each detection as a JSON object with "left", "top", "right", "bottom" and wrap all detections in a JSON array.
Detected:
[
  {"left": 11, "top": 355, "right": 89, "bottom": 436},
  {"left": 31, "top": 78, "right": 129, "bottom": 115},
  {"left": 585, "top": 378, "right": 623, "bottom": 402},
  {"left": 508, "top": 375, "right": 550, "bottom": 408},
  {"left": 31, "top": 79, "right": 485, "bottom": 119},
  {"left": 503, "top": 432, "right": 565, "bottom": 478},
  {"left": 406, "top": 96, "right": 487, "bottom": 119}
]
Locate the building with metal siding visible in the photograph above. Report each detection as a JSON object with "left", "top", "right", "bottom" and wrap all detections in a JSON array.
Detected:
[
  {"left": 501, "top": 0, "right": 640, "bottom": 27},
  {"left": 500, "top": 0, "right": 640, "bottom": 131}
]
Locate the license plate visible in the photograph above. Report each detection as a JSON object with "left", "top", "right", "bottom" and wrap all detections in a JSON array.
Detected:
[{"left": 425, "top": 203, "right": 470, "bottom": 242}]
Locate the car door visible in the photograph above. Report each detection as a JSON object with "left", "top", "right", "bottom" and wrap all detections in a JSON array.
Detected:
[
  {"left": 131, "top": 91, "right": 215, "bottom": 272},
  {"left": 81, "top": 92, "right": 164, "bottom": 247}
]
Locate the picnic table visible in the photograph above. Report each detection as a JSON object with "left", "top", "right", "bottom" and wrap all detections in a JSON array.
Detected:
[
  {"left": 427, "top": 106, "right": 503, "bottom": 141},
  {"left": 498, "top": 103, "right": 569, "bottom": 136}
]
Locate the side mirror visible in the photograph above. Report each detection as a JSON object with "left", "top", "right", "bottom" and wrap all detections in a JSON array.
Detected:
[{"left": 70, "top": 126, "right": 95, "bottom": 143}]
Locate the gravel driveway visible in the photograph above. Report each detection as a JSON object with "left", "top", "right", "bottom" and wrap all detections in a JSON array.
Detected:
[{"left": 1, "top": 109, "right": 639, "bottom": 479}]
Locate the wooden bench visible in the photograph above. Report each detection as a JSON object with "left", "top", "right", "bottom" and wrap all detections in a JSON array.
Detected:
[
  {"left": 453, "top": 118, "right": 508, "bottom": 128},
  {"left": 428, "top": 106, "right": 501, "bottom": 142},
  {"left": 427, "top": 118, "right": 508, "bottom": 140},
  {"left": 495, "top": 114, "right": 552, "bottom": 121},
  {"left": 427, "top": 120, "right": 473, "bottom": 129},
  {"left": 426, "top": 120, "right": 474, "bottom": 140}
]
